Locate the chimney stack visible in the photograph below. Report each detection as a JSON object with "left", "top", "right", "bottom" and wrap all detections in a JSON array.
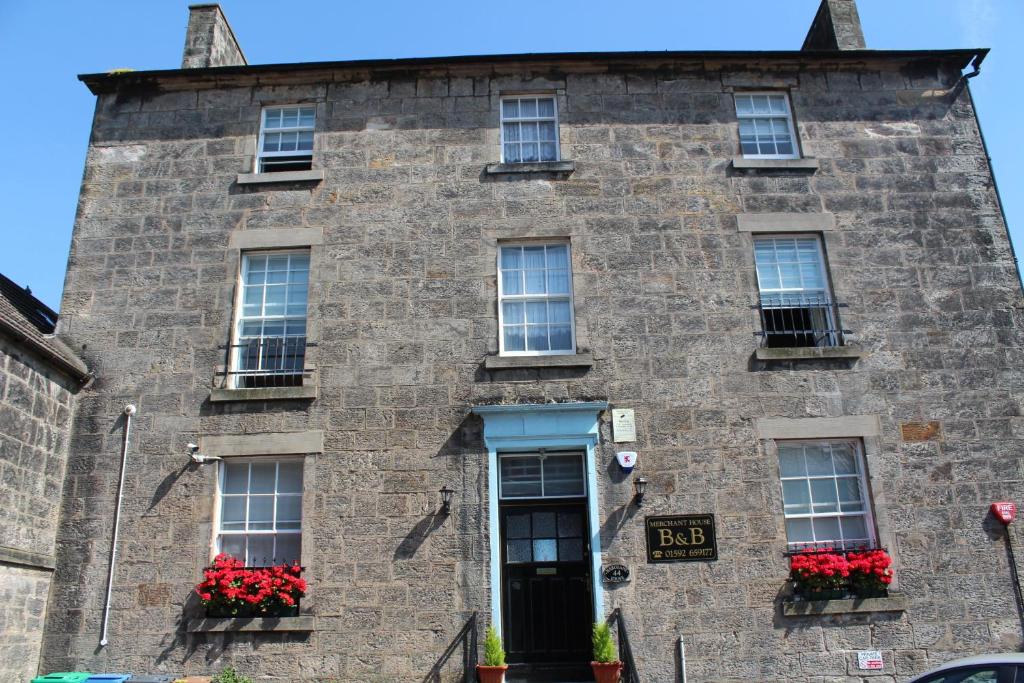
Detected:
[
  {"left": 181, "top": 4, "right": 246, "bottom": 69},
  {"left": 802, "top": 0, "right": 866, "bottom": 51}
]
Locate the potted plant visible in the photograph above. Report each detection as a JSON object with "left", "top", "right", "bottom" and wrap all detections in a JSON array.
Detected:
[
  {"left": 477, "top": 624, "right": 508, "bottom": 683},
  {"left": 591, "top": 621, "right": 622, "bottom": 683},
  {"left": 847, "top": 548, "right": 893, "bottom": 598},
  {"left": 789, "top": 549, "right": 850, "bottom": 600}
]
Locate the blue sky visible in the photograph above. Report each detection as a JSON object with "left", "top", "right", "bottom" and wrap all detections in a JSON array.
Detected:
[{"left": 0, "top": 0, "right": 1020, "bottom": 310}]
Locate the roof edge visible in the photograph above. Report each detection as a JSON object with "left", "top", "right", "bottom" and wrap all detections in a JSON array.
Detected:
[
  {"left": 0, "top": 318, "right": 91, "bottom": 383},
  {"left": 79, "top": 48, "right": 988, "bottom": 95}
]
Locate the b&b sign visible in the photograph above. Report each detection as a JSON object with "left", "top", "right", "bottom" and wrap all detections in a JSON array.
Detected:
[{"left": 645, "top": 515, "right": 717, "bottom": 563}]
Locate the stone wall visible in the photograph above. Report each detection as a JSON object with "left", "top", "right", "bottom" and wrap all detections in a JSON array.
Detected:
[
  {"left": 1, "top": 333, "right": 78, "bottom": 680},
  {"left": 44, "top": 54, "right": 1024, "bottom": 682}
]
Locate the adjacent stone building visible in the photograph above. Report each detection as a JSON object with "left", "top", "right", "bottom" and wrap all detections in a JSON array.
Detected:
[
  {"left": 36, "top": 1, "right": 1024, "bottom": 681},
  {"left": 0, "top": 273, "right": 89, "bottom": 682}
]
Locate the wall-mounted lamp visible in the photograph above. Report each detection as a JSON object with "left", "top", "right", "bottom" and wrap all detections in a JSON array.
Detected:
[
  {"left": 440, "top": 486, "right": 455, "bottom": 514},
  {"left": 633, "top": 477, "right": 648, "bottom": 507}
]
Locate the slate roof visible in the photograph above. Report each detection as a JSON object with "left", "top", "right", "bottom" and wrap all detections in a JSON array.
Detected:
[{"left": 0, "top": 273, "right": 89, "bottom": 382}]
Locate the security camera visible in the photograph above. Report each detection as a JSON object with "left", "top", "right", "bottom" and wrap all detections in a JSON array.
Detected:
[{"left": 187, "top": 442, "right": 221, "bottom": 464}]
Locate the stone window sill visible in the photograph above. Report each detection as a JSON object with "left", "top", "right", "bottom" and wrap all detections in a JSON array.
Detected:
[
  {"left": 484, "top": 352, "right": 593, "bottom": 370},
  {"left": 484, "top": 161, "right": 575, "bottom": 177},
  {"left": 187, "top": 616, "right": 315, "bottom": 632},
  {"left": 731, "top": 157, "right": 820, "bottom": 172},
  {"left": 209, "top": 385, "right": 318, "bottom": 402},
  {"left": 755, "top": 346, "right": 864, "bottom": 361},
  {"left": 781, "top": 594, "right": 907, "bottom": 617},
  {"left": 236, "top": 170, "right": 324, "bottom": 185}
]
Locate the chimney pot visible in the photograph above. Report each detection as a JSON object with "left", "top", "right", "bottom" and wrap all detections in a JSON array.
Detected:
[
  {"left": 181, "top": 4, "right": 246, "bottom": 69},
  {"left": 802, "top": 0, "right": 866, "bottom": 51}
]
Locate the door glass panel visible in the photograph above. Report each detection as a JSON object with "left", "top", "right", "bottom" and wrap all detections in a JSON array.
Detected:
[
  {"left": 507, "top": 540, "right": 532, "bottom": 563},
  {"left": 533, "top": 539, "right": 557, "bottom": 562},
  {"left": 506, "top": 513, "right": 531, "bottom": 539},
  {"left": 499, "top": 453, "right": 585, "bottom": 499},
  {"left": 558, "top": 538, "right": 583, "bottom": 561},
  {"left": 558, "top": 512, "right": 582, "bottom": 538},
  {"left": 532, "top": 512, "right": 556, "bottom": 537}
]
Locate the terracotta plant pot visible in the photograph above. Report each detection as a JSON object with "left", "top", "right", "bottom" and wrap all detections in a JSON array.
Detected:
[
  {"left": 476, "top": 664, "right": 508, "bottom": 683},
  {"left": 591, "top": 660, "right": 622, "bottom": 683}
]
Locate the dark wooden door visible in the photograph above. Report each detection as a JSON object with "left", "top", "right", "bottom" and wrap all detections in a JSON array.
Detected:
[{"left": 501, "top": 503, "right": 592, "bottom": 664}]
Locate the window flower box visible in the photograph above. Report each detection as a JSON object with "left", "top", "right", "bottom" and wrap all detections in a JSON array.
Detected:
[
  {"left": 788, "top": 548, "right": 893, "bottom": 601},
  {"left": 195, "top": 553, "right": 306, "bottom": 618}
]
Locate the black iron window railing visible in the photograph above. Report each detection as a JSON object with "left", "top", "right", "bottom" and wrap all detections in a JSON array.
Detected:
[
  {"left": 220, "top": 336, "right": 314, "bottom": 388},
  {"left": 753, "top": 294, "right": 850, "bottom": 348}
]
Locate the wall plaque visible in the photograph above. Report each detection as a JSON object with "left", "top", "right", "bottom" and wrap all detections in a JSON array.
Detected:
[
  {"left": 645, "top": 515, "right": 717, "bottom": 563},
  {"left": 603, "top": 564, "right": 630, "bottom": 584},
  {"left": 612, "top": 409, "right": 636, "bottom": 442}
]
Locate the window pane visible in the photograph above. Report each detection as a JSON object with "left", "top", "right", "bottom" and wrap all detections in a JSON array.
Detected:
[
  {"left": 781, "top": 480, "right": 811, "bottom": 514},
  {"left": 520, "top": 99, "right": 538, "bottom": 117},
  {"left": 523, "top": 247, "right": 545, "bottom": 269},
  {"left": 520, "top": 143, "right": 539, "bottom": 162},
  {"left": 546, "top": 245, "right": 568, "bottom": 268},
  {"left": 810, "top": 479, "right": 839, "bottom": 512},
  {"left": 274, "top": 534, "right": 301, "bottom": 565},
  {"left": 840, "top": 516, "right": 868, "bottom": 543},
  {"left": 251, "top": 462, "right": 276, "bottom": 493},
  {"left": 549, "top": 325, "right": 573, "bottom": 351},
  {"left": 503, "top": 302, "right": 524, "bottom": 324},
  {"left": 525, "top": 270, "right": 546, "bottom": 294},
  {"left": 248, "top": 496, "right": 274, "bottom": 530},
  {"left": 812, "top": 517, "right": 841, "bottom": 543},
  {"left": 735, "top": 96, "right": 754, "bottom": 115},
  {"left": 785, "top": 518, "right": 814, "bottom": 545},
  {"left": 836, "top": 478, "right": 863, "bottom": 505},
  {"left": 224, "top": 462, "right": 249, "bottom": 494},
  {"left": 537, "top": 98, "right": 555, "bottom": 117},
  {"left": 549, "top": 301, "right": 571, "bottom": 323},
  {"left": 501, "top": 247, "right": 522, "bottom": 269},
  {"left": 778, "top": 447, "right": 805, "bottom": 477},
  {"left": 506, "top": 513, "right": 531, "bottom": 539},
  {"left": 298, "top": 131, "right": 314, "bottom": 151},
  {"left": 502, "top": 270, "right": 523, "bottom": 295},
  {"left": 532, "top": 512, "right": 556, "bottom": 537},
  {"left": 221, "top": 497, "right": 246, "bottom": 529},
  {"left": 527, "top": 325, "right": 549, "bottom": 352},
  {"left": 558, "top": 512, "right": 582, "bottom": 538},
  {"left": 540, "top": 142, "right": 558, "bottom": 161},
  {"left": 220, "top": 534, "right": 245, "bottom": 560},
  {"left": 503, "top": 122, "right": 520, "bottom": 142},
  {"left": 507, "top": 540, "right": 531, "bottom": 563},
  {"left": 276, "top": 495, "right": 302, "bottom": 526},
  {"left": 247, "top": 534, "right": 274, "bottom": 567},
  {"left": 805, "top": 446, "right": 833, "bottom": 476},
  {"left": 504, "top": 144, "right": 521, "bottom": 163},
  {"left": 832, "top": 444, "right": 857, "bottom": 474},
  {"left": 558, "top": 539, "right": 583, "bottom": 561},
  {"left": 278, "top": 462, "right": 303, "bottom": 493},
  {"left": 543, "top": 455, "right": 585, "bottom": 496},
  {"left": 533, "top": 539, "right": 557, "bottom": 561},
  {"left": 539, "top": 121, "right": 557, "bottom": 141},
  {"left": 502, "top": 100, "right": 519, "bottom": 118},
  {"left": 504, "top": 326, "right": 526, "bottom": 352},
  {"left": 526, "top": 302, "right": 548, "bottom": 324},
  {"left": 501, "top": 456, "right": 542, "bottom": 497}
]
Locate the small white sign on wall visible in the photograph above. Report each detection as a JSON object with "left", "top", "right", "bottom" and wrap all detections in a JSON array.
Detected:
[
  {"left": 857, "top": 650, "right": 884, "bottom": 671},
  {"left": 612, "top": 409, "right": 636, "bottom": 442}
]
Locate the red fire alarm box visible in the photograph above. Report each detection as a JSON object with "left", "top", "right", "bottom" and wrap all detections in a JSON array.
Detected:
[{"left": 992, "top": 501, "right": 1017, "bottom": 525}]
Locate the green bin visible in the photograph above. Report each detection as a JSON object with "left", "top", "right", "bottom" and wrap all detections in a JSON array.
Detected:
[
  {"left": 85, "top": 677, "right": 131, "bottom": 683},
  {"left": 31, "top": 674, "right": 92, "bottom": 683}
]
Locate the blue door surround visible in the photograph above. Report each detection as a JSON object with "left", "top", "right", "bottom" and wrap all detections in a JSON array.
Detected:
[{"left": 471, "top": 401, "right": 608, "bottom": 636}]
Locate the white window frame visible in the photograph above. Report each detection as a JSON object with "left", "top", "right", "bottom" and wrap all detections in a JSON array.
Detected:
[
  {"left": 734, "top": 91, "right": 800, "bottom": 160},
  {"left": 499, "top": 95, "right": 560, "bottom": 163},
  {"left": 212, "top": 456, "right": 304, "bottom": 566},
  {"left": 777, "top": 439, "right": 877, "bottom": 551},
  {"left": 256, "top": 105, "right": 316, "bottom": 173},
  {"left": 496, "top": 241, "right": 577, "bottom": 357},
  {"left": 498, "top": 451, "right": 588, "bottom": 500},
  {"left": 229, "top": 249, "right": 310, "bottom": 388}
]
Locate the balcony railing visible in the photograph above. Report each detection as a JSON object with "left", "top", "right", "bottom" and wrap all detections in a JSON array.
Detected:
[
  {"left": 219, "top": 336, "right": 314, "bottom": 389},
  {"left": 752, "top": 294, "right": 850, "bottom": 348}
]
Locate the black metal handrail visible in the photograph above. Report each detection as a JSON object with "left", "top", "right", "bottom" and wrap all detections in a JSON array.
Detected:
[
  {"left": 423, "top": 611, "right": 478, "bottom": 683},
  {"left": 607, "top": 608, "right": 640, "bottom": 683},
  {"left": 217, "top": 336, "right": 315, "bottom": 388},
  {"left": 751, "top": 294, "right": 850, "bottom": 348}
]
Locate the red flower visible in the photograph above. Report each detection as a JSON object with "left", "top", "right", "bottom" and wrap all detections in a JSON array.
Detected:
[{"left": 194, "top": 553, "right": 307, "bottom": 617}]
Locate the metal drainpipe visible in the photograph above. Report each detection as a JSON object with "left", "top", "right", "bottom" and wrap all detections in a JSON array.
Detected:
[
  {"left": 678, "top": 635, "right": 687, "bottom": 683},
  {"left": 99, "top": 404, "right": 136, "bottom": 647}
]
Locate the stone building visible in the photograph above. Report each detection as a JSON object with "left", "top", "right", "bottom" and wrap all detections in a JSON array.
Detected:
[
  {"left": 36, "top": 0, "right": 1024, "bottom": 681},
  {"left": 0, "top": 273, "right": 89, "bottom": 682}
]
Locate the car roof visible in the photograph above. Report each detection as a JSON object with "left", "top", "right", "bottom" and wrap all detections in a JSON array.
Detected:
[{"left": 911, "top": 653, "right": 1024, "bottom": 679}]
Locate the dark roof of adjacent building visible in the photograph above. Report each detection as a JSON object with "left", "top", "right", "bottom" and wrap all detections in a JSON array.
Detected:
[
  {"left": 78, "top": 48, "right": 987, "bottom": 95},
  {"left": 0, "top": 273, "right": 89, "bottom": 382}
]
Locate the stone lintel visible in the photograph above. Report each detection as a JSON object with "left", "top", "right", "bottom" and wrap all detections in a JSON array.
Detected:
[
  {"left": 209, "top": 386, "right": 318, "bottom": 402},
  {"left": 201, "top": 430, "right": 324, "bottom": 456},
  {"left": 756, "top": 415, "right": 880, "bottom": 440},
  {"left": 187, "top": 616, "right": 315, "bottom": 632},
  {"left": 782, "top": 594, "right": 907, "bottom": 616},
  {"left": 484, "top": 352, "right": 594, "bottom": 370},
  {"left": 0, "top": 545, "right": 56, "bottom": 571},
  {"left": 738, "top": 213, "right": 836, "bottom": 233},
  {"left": 484, "top": 161, "right": 576, "bottom": 177},
  {"left": 731, "top": 157, "right": 820, "bottom": 171},
  {"left": 235, "top": 169, "right": 324, "bottom": 185},
  {"left": 228, "top": 227, "right": 324, "bottom": 250}
]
